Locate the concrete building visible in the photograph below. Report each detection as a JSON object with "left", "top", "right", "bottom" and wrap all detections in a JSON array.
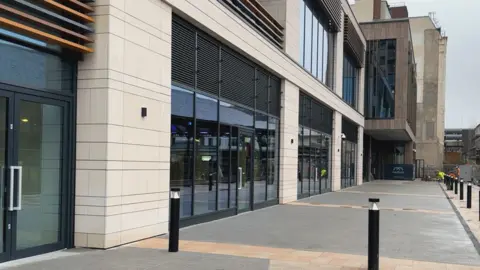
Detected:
[
  {"left": 351, "top": 0, "right": 417, "bottom": 181},
  {"left": 410, "top": 15, "right": 448, "bottom": 172},
  {"left": 0, "top": 0, "right": 365, "bottom": 263}
]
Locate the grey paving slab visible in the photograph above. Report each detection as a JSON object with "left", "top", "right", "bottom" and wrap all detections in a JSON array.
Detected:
[
  {"left": 345, "top": 181, "right": 445, "bottom": 196},
  {"left": 175, "top": 203, "right": 480, "bottom": 265},
  {"left": 4, "top": 247, "right": 269, "bottom": 270},
  {"left": 302, "top": 190, "right": 452, "bottom": 211}
]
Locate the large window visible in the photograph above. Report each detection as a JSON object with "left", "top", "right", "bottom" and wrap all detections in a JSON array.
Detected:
[
  {"left": 299, "top": 0, "right": 334, "bottom": 87},
  {"left": 297, "top": 93, "right": 333, "bottom": 197},
  {"left": 343, "top": 54, "right": 358, "bottom": 108},
  {"left": 341, "top": 119, "right": 358, "bottom": 189},
  {"left": 365, "top": 39, "right": 396, "bottom": 119}
]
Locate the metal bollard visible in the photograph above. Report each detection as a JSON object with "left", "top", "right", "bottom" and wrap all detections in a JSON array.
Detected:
[
  {"left": 460, "top": 180, "right": 464, "bottom": 200},
  {"left": 455, "top": 179, "right": 458, "bottom": 194},
  {"left": 368, "top": 198, "right": 380, "bottom": 270},
  {"left": 467, "top": 183, "right": 472, "bottom": 209},
  {"left": 169, "top": 188, "right": 181, "bottom": 252}
]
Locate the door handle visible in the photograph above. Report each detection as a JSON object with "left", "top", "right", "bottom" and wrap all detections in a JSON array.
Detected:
[
  {"left": 238, "top": 167, "right": 242, "bottom": 190},
  {"left": 9, "top": 166, "right": 22, "bottom": 211}
]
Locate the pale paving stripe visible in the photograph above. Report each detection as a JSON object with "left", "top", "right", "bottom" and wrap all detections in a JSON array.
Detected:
[
  {"left": 287, "top": 201, "right": 454, "bottom": 215},
  {"left": 133, "top": 238, "right": 480, "bottom": 270},
  {"left": 339, "top": 190, "right": 445, "bottom": 198}
]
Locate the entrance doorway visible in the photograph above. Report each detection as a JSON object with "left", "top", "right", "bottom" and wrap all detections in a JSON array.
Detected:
[
  {"left": 0, "top": 89, "right": 69, "bottom": 262},
  {"left": 237, "top": 129, "right": 253, "bottom": 212}
]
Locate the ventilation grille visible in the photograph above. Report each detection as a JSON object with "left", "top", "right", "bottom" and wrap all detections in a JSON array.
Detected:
[
  {"left": 299, "top": 92, "right": 333, "bottom": 134},
  {"left": 221, "top": 49, "right": 255, "bottom": 108},
  {"left": 269, "top": 77, "right": 281, "bottom": 117},
  {"left": 172, "top": 20, "right": 195, "bottom": 88},
  {"left": 197, "top": 35, "right": 220, "bottom": 96}
]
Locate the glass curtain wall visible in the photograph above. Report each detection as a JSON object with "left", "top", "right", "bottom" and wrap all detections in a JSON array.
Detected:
[
  {"left": 298, "top": 93, "right": 333, "bottom": 197},
  {"left": 365, "top": 39, "right": 396, "bottom": 118},
  {"left": 343, "top": 54, "right": 358, "bottom": 108},
  {"left": 341, "top": 140, "right": 357, "bottom": 188},
  {"left": 171, "top": 86, "right": 280, "bottom": 218},
  {"left": 299, "top": 0, "right": 334, "bottom": 87}
]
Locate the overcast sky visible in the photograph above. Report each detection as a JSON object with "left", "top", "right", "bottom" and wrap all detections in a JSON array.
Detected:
[{"left": 351, "top": 0, "right": 479, "bottom": 129}]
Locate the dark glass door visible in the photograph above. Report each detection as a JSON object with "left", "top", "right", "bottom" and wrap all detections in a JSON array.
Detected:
[
  {"left": 237, "top": 129, "right": 253, "bottom": 212},
  {"left": 0, "top": 90, "right": 68, "bottom": 262}
]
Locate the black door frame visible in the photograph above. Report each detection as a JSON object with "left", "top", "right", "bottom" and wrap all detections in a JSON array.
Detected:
[
  {"left": 0, "top": 84, "right": 74, "bottom": 262},
  {"left": 237, "top": 128, "right": 254, "bottom": 213}
]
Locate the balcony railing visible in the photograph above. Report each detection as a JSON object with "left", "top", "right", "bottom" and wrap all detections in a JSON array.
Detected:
[{"left": 221, "top": 0, "right": 284, "bottom": 48}]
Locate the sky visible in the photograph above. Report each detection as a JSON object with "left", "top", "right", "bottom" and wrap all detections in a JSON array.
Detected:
[{"left": 351, "top": 0, "right": 480, "bottom": 129}]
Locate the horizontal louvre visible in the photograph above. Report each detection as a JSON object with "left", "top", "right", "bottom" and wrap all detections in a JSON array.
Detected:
[
  {"left": 197, "top": 35, "right": 219, "bottom": 96},
  {"left": 172, "top": 20, "right": 196, "bottom": 88},
  {"left": 311, "top": 100, "right": 333, "bottom": 135},
  {"left": 269, "top": 76, "right": 281, "bottom": 117},
  {"left": 256, "top": 70, "right": 269, "bottom": 113},
  {"left": 342, "top": 118, "right": 358, "bottom": 142},
  {"left": 343, "top": 14, "right": 365, "bottom": 67},
  {"left": 220, "top": 49, "right": 255, "bottom": 108},
  {"left": 317, "top": 0, "right": 342, "bottom": 32}
]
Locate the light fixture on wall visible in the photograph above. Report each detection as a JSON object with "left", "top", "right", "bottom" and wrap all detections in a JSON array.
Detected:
[
  {"left": 141, "top": 107, "right": 147, "bottom": 118},
  {"left": 341, "top": 133, "right": 346, "bottom": 140},
  {"left": 291, "top": 139, "right": 294, "bottom": 144}
]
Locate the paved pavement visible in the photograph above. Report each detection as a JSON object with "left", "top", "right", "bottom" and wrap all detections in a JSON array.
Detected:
[{"left": 3, "top": 180, "right": 480, "bottom": 269}]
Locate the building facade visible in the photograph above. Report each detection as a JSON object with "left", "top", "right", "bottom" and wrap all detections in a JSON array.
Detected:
[
  {"left": 352, "top": 0, "right": 417, "bottom": 181},
  {"left": 0, "top": 0, "right": 366, "bottom": 262},
  {"left": 410, "top": 15, "right": 448, "bottom": 172}
]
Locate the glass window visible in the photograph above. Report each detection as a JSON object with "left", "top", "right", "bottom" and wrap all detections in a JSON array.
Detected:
[
  {"left": 196, "top": 94, "right": 218, "bottom": 121},
  {"left": 304, "top": 7, "right": 313, "bottom": 72},
  {"left": 218, "top": 125, "right": 231, "bottom": 210},
  {"left": 317, "top": 22, "right": 324, "bottom": 81},
  {"left": 343, "top": 55, "right": 358, "bottom": 108},
  {"left": 220, "top": 101, "right": 254, "bottom": 128},
  {"left": 268, "top": 117, "right": 279, "bottom": 200},
  {"left": 302, "top": 128, "right": 311, "bottom": 194},
  {"left": 172, "top": 86, "right": 194, "bottom": 117},
  {"left": 254, "top": 113, "right": 268, "bottom": 203},
  {"left": 0, "top": 37, "right": 74, "bottom": 93},
  {"left": 170, "top": 116, "right": 194, "bottom": 218},
  {"left": 299, "top": 1, "right": 305, "bottom": 67},
  {"left": 322, "top": 30, "right": 329, "bottom": 83},
  {"left": 312, "top": 17, "right": 318, "bottom": 77}
]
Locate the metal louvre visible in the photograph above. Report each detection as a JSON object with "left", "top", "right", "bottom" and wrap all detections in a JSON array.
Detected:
[
  {"left": 172, "top": 20, "right": 196, "bottom": 88},
  {"left": 307, "top": 0, "right": 342, "bottom": 32},
  {"left": 299, "top": 92, "right": 333, "bottom": 134},
  {"left": 197, "top": 35, "right": 220, "bottom": 96},
  {"left": 256, "top": 70, "right": 269, "bottom": 113},
  {"left": 269, "top": 76, "right": 281, "bottom": 117},
  {"left": 342, "top": 118, "right": 358, "bottom": 142},
  {"left": 220, "top": 49, "right": 255, "bottom": 108},
  {"left": 343, "top": 14, "right": 365, "bottom": 67}
]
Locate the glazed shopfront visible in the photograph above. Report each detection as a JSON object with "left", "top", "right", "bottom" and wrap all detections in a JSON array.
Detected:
[
  {"left": 170, "top": 16, "right": 281, "bottom": 226},
  {"left": 0, "top": 0, "right": 93, "bottom": 262}
]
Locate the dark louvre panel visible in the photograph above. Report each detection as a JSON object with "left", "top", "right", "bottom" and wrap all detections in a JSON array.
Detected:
[
  {"left": 256, "top": 70, "right": 269, "bottom": 113},
  {"left": 269, "top": 76, "right": 281, "bottom": 117},
  {"left": 220, "top": 49, "right": 255, "bottom": 108},
  {"left": 311, "top": 100, "right": 333, "bottom": 135},
  {"left": 197, "top": 35, "right": 220, "bottom": 96},
  {"left": 172, "top": 20, "right": 195, "bottom": 88},
  {"left": 342, "top": 118, "right": 358, "bottom": 142},
  {"left": 299, "top": 93, "right": 305, "bottom": 125},
  {"left": 344, "top": 14, "right": 365, "bottom": 67}
]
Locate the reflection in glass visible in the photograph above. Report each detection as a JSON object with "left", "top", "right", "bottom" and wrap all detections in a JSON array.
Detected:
[
  {"left": 304, "top": 7, "right": 312, "bottom": 72},
  {"left": 268, "top": 117, "right": 279, "bottom": 200},
  {"left": 238, "top": 132, "right": 253, "bottom": 210},
  {"left": 0, "top": 97, "right": 6, "bottom": 252},
  {"left": 302, "top": 128, "right": 310, "bottom": 194},
  {"left": 218, "top": 125, "right": 231, "bottom": 210},
  {"left": 194, "top": 94, "right": 218, "bottom": 215},
  {"left": 220, "top": 101, "right": 254, "bottom": 128},
  {"left": 171, "top": 86, "right": 194, "bottom": 117},
  {"left": 17, "top": 101, "right": 62, "bottom": 249},
  {"left": 254, "top": 113, "right": 268, "bottom": 203},
  {"left": 324, "top": 136, "right": 332, "bottom": 191},
  {"left": 298, "top": 128, "right": 303, "bottom": 195}
]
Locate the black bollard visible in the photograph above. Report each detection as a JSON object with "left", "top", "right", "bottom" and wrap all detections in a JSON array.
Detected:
[
  {"left": 368, "top": 198, "right": 380, "bottom": 270},
  {"left": 467, "top": 183, "right": 472, "bottom": 209},
  {"left": 460, "top": 180, "right": 464, "bottom": 200},
  {"left": 448, "top": 176, "right": 452, "bottom": 190},
  {"left": 455, "top": 179, "right": 458, "bottom": 194},
  {"left": 169, "top": 188, "right": 180, "bottom": 252}
]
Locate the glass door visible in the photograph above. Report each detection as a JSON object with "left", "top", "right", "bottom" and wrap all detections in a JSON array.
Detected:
[
  {"left": 237, "top": 129, "right": 253, "bottom": 212},
  {"left": 0, "top": 90, "right": 68, "bottom": 262}
]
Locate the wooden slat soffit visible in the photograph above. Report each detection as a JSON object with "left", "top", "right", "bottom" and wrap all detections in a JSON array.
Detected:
[
  {"left": 344, "top": 14, "right": 365, "bottom": 67},
  {"left": 0, "top": 0, "right": 95, "bottom": 53}
]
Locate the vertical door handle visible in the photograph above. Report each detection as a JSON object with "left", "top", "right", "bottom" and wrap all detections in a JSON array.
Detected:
[
  {"left": 238, "top": 167, "right": 242, "bottom": 190},
  {"left": 315, "top": 168, "right": 318, "bottom": 182},
  {"left": 9, "top": 166, "right": 22, "bottom": 211}
]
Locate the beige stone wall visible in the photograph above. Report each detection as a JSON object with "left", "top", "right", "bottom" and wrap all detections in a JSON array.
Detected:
[
  {"left": 75, "top": 0, "right": 172, "bottom": 248},
  {"left": 279, "top": 80, "right": 299, "bottom": 203},
  {"left": 331, "top": 111, "right": 343, "bottom": 191}
]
